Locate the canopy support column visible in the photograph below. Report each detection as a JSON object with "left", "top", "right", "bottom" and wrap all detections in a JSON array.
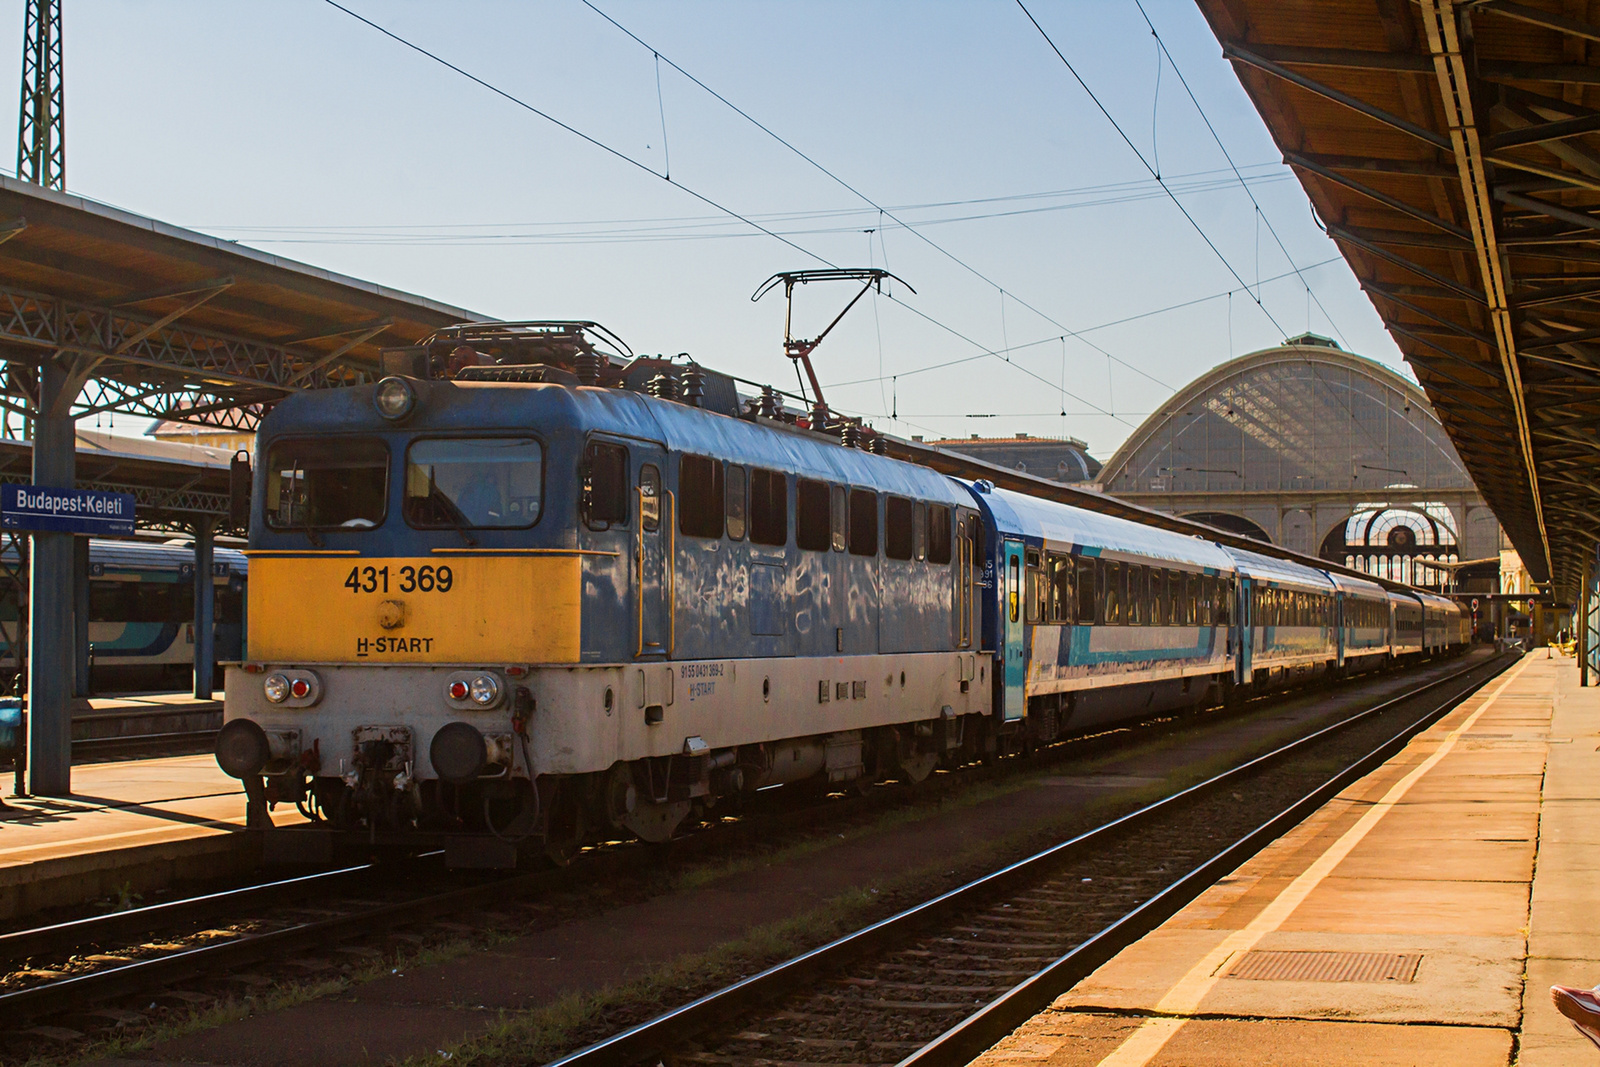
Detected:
[{"left": 26, "top": 356, "right": 74, "bottom": 796}]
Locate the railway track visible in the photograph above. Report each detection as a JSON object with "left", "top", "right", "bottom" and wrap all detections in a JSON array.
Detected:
[
  {"left": 542, "top": 651, "right": 1514, "bottom": 1067},
  {"left": 0, "top": 653, "right": 1499, "bottom": 1052}
]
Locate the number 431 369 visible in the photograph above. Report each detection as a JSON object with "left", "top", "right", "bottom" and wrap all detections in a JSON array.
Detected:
[{"left": 343, "top": 564, "right": 453, "bottom": 594}]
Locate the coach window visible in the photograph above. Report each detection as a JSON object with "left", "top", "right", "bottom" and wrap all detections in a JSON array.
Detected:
[
  {"left": 582, "top": 441, "right": 628, "bottom": 530},
  {"left": 1153, "top": 569, "right": 1169, "bottom": 626},
  {"left": 678, "top": 455, "right": 725, "bottom": 539},
  {"left": 913, "top": 502, "right": 927, "bottom": 560},
  {"left": 1127, "top": 564, "right": 1144, "bottom": 626},
  {"left": 749, "top": 469, "right": 787, "bottom": 546},
  {"left": 848, "top": 489, "right": 878, "bottom": 556},
  {"left": 1048, "top": 554, "right": 1072, "bottom": 624},
  {"left": 725, "top": 465, "right": 747, "bottom": 541},
  {"left": 1076, "top": 557, "right": 1095, "bottom": 623},
  {"left": 1025, "top": 547, "right": 1044, "bottom": 624},
  {"left": 886, "top": 497, "right": 915, "bottom": 561},
  {"left": 1104, "top": 560, "right": 1122, "bottom": 625},
  {"left": 797, "top": 479, "right": 831, "bottom": 552},
  {"left": 1007, "top": 551, "right": 1021, "bottom": 623},
  {"left": 927, "top": 504, "right": 952, "bottom": 564}
]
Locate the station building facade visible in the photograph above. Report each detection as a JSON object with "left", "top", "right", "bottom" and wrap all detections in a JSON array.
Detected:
[{"left": 1095, "top": 336, "right": 1505, "bottom": 593}]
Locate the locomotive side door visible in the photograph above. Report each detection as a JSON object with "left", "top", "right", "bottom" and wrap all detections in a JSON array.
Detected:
[
  {"left": 1001, "top": 539, "right": 1026, "bottom": 721},
  {"left": 635, "top": 449, "right": 670, "bottom": 657}
]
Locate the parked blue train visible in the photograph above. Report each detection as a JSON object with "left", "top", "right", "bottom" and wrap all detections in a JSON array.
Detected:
[
  {"left": 0, "top": 539, "right": 248, "bottom": 690},
  {"left": 213, "top": 322, "right": 1469, "bottom": 864}
]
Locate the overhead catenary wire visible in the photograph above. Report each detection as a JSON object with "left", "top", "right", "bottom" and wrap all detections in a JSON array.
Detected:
[
  {"left": 1015, "top": 0, "right": 1290, "bottom": 339},
  {"left": 1130, "top": 0, "right": 1351, "bottom": 349},
  {"left": 824, "top": 257, "right": 1342, "bottom": 390},
  {"left": 319, "top": 0, "right": 1131, "bottom": 428},
  {"left": 578, "top": 0, "right": 1177, "bottom": 395}
]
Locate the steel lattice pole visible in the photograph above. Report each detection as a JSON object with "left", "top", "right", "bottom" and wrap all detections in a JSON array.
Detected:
[{"left": 16, "top": 0, "right": 63, "bottom": 190}]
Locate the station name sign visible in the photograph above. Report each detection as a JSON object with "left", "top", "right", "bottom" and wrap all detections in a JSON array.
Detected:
[{"left": 0, "top": 484, "right": 136, "bottom": 535}]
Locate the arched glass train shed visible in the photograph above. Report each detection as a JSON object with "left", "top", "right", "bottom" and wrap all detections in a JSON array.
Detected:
[{"left": 1096, "top": 338, "right": 1503, "bottom": 591}]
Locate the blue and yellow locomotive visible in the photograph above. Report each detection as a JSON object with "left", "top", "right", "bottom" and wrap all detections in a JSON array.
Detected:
[{"left": 214, "top": 322, "right": 1468, "bottom": 864}]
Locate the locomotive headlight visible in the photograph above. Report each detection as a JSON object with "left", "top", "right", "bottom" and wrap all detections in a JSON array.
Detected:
[
  {"left": 469, "top": 674, "right": 501, "bottom": 706},
  {"left": 373, "top": 376, "right": 417, "bottom": 421},
  {"left": 263, "top": 673, "right": 291, "bottom": 703}
]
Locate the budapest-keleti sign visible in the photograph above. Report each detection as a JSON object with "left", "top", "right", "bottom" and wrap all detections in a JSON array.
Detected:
[{"left": 1, "top": 485, "right": 136, "bottom": 535}]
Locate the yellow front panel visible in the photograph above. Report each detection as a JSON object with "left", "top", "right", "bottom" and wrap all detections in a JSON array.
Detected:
[{"left": 248, "top": 555, "right": 581, "bottom": 663}]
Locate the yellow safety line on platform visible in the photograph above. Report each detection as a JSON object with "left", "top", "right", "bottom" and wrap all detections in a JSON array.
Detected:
[
  {"left": 429, "top": 547, "right": 621, "bottom": 556},
  {"left": 1091, "top": 654, "right": 1536, "bottom": 1067}
]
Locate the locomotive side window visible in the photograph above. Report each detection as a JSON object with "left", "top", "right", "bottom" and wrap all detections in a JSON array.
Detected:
[
  {"left": 1076, "top": 557, "right": 1095, "bottom": 623},
  {"left": 749, "top": 469, "right": 787, "bottom": 546},
  {"left": 796, "top": 479, "right": 831, "bottom": 552},
  {"left": 678, "top": 455, "right": 724, "bottom": 539},
  {"left": 639, "top": 465, "right": 661, "bottom": 532},
  {"left": 848, "top": 489, "right": 878, "bottom": 556},
  {"left": 927, "top": 504, "right": 952, "bottom": 564},
  {"left": 405, "top": 437, "right": 542, "bottom": 529},
  {"left": 265, "top": 437, "right": 389, "bottom": 531},
  {"left": 725, "top": 464, "right": 747, "bottom": 541},
  {"left": 831, "top": 485, "right": 847, "bottom": 551},
  {"left": 885, "top": 497, "right": 915, "bottom": 561},
  {"left": 582, "top": 441, "right": 629, "bottom": 529}
]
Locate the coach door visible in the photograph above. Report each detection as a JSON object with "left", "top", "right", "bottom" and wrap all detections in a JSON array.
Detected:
[
  {"left": 1235, "top": 577, "right": 1253, "bottom": 684},
  {"left": 1001, "top": 539, "right": 1026, "bottom": 721},
  {"left": 636, "top": 450, "right": 671, "bottom": 657}
]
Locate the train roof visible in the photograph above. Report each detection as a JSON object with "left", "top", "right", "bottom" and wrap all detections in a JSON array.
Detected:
[
  {"left": 264, "top": 377, "right": 973, "bottom": 508},
  {"left": 1326, "top": 572, "right": 1388, "bottom": 601},
  {"left": 1, "top": 538, "right": 248, "bottom": 574},
  {"left": 973, "top": 483, "right": 1237, "bottom": 572},
  {"left": 1218, "top": 544, "right": 1336, "bottom": 592}
]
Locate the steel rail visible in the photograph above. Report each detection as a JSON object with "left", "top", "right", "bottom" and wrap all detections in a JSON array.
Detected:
[
  {"left": 0, "top": 654, "right": 1497, "bottom": 1032},
  {"left": 543, "top": 651, "right": 1512, "bottom": 1067}
]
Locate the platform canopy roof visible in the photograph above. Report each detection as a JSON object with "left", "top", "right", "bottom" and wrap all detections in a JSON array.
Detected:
[
  {"left": 0, "top": 174, "right": 482, "bottom": 433},
  {"left": 1194, "top": 0, "right": 1600, "bottom": 601}
]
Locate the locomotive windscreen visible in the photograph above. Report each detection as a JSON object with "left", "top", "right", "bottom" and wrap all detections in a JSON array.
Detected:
[{"left": 265, "top": 437, "right": 389, "bottom": 530}]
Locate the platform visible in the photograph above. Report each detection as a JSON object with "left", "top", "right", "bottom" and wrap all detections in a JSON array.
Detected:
[
  {"left": 0, "top": 753, "right": 289, "bottom": 920},
  {"left": 974, "top": 651, "right": 1597, "bottom": 1067}
]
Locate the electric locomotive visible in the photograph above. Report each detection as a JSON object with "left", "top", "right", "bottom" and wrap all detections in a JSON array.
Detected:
[{"left": 214, "top": 320, "right": 1471, "bottom": 866}]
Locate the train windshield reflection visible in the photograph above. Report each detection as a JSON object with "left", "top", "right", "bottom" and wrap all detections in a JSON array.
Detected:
[{"left": 404, "top": 437, "right": 543, "bottom": 529}]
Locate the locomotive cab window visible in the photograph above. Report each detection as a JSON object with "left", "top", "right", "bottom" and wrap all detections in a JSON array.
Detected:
[
  {"left": 405, "top": 437, "right": 542, "bottom": 529},
  {"left": 831, "top": 485, "right": 847, "bottom": 551},
  {"left": 639, "top": 465, "right": 661, "bottom": 532},
  {"left": 678, "top": 455, "right": 724, "bottom": 539},
  {"left": 266, "top": 436, "right": 389, "bottom": 531},
  {"left": 582, "top": 441, "right": 628, "bottom": 529}
]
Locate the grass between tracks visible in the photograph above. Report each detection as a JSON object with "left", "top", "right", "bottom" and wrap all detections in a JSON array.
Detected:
[{"left": 35, "top": 659, "right": 1486, "bottom": 1067}]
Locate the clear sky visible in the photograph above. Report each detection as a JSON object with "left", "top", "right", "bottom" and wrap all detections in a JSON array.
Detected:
[{"left": 13, "top": 0, "right": 1405, "bottom": 459}]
